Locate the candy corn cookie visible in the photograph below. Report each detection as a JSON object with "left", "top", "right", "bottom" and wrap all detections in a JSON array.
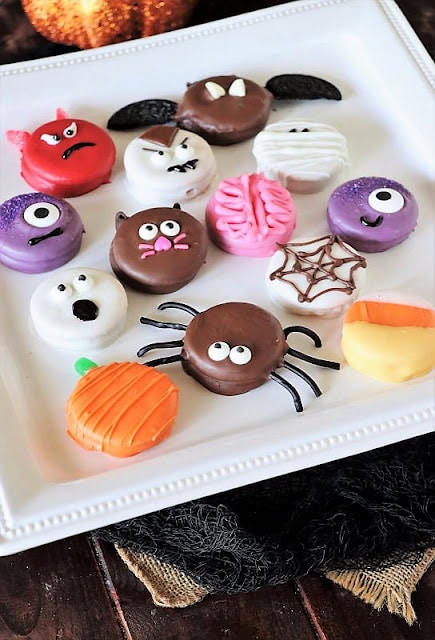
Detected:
[{"left": 341, "top": 292, "right": 435, "bottom": 382}]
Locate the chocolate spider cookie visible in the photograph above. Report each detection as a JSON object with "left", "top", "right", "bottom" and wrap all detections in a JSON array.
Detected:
[{"left": 138, "top": 301, "right": 340, "bottom": 412}]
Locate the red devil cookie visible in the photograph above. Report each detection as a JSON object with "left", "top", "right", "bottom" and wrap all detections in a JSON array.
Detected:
[{"left": 7, "top": 108, "right": 116, "bottom": 197}]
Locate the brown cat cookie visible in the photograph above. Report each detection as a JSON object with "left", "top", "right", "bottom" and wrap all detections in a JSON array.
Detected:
[{"left": 109, "top": 203, "right": 208, "bottom": 294}]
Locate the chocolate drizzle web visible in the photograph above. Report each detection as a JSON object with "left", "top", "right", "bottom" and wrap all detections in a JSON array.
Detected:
[{"left": 269, "top": 235, "right": 367, "bottom": 303}]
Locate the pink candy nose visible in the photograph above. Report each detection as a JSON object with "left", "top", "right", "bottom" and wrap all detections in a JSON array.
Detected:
[{"left": 154, "top": 236, "right": 172, "bottom": 252}]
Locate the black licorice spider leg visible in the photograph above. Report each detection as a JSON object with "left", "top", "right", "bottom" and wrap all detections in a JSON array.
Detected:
[
  {"left": 269, "top": 372, "right": 304, "bottom": 413},
  {"left": 284, "top": 326, "right": 341, "bottom": 370},
  {"left": 269, "top": 325, "right": 341, "bottom": 412},
  {"left": 137, "top": 301, "right": 198, "bottom": 367}
]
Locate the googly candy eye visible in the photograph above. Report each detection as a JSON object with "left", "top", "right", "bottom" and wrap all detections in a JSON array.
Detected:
[
  {"left": 368, "top": 188, "right": 405, "bottom": 213},
  {"left": 138, "top": 223, "right": 158, "bottom": 241},
  {"left": 208, "top": 341, "right": 230, "bottom": 361},
  {"left": 229, "top": 345, "right": 252, "bottom": 365},
  {"left": 23, "top": 202, "right": 61, "bottom": 228},
  {"left": 160, "top": 220, "right": 181, "bottom": 237}
]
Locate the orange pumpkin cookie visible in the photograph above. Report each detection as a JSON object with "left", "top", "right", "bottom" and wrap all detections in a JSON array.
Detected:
[
  {"left": 66, "top": 361, "right": 179, "bottom": 457},
  {"left": 341, "top": 292, "right": 435, "bottom": 382}
]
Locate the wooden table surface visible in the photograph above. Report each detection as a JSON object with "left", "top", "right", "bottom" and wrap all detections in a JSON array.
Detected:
[{"left": 0, "top": 1, "right": 434, "bottom": 638}]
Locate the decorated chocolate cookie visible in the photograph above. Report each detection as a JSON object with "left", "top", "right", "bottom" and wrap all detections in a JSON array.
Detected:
[
  {"left": 30, "top": 267, "right": 128, "bottom": 351},
  {"left": 137, "top": 301, "right": 340, "bottom": 412},
  {"left": 327, "top": 176, "right": 418, "bottom": 252},
  {"left": 0, "top": 192, "right": 84, "bottom": 273},
  {"left": 110, "top": 203, "right": 208, "bottom": 294},
  {"left": 108, "top": 74, "right": 342, "bottom": 145},
  {"left": 174, "top": 75, "right": 273, "bottom": 145},
  {"left": 124, "top": 125, "right": 216, "bottom": 204},
  {"left": 6, "top": 109, "right": 116, "bottom": 198}
]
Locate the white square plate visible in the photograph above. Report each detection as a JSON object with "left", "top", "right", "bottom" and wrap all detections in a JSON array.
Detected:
[{"left": 0, "top": 0, "right": 434, "bottom": 555}]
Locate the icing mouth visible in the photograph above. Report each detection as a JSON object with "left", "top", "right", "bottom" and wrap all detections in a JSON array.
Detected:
[
  {"left": 360, "top": 215, "right": 383, "bottom": 227},
  {"left": 28, "top": 227, "right": 64, "bottom": 246},
  {"left": 72, "top": 299, "right": 99, "bottom": 321},
  {"left": 167, "top": 159, "right": 199, "bottom": 173},
  {"left": 138, "top": 233, "right": 189, "bottom": 258},
  {"left": 62, "top": 141, "right": 96, "bottom": 159}
]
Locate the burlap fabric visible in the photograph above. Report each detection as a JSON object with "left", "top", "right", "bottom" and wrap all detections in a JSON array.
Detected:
[
  {"left": 326, "top": 548, "right": 435, "bottom": 624},
  {"left": 116, "top": 546, "right": 208, "bottom": 607},
  {"left": 96, "top": 432, "right": 435, "bottom": 624},
  {"left": 115, "top": 545, "right": 435, "bottom": 623}
]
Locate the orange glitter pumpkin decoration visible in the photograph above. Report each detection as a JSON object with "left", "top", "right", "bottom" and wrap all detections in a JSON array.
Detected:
[
  {"left": 22, "top": 0, "right": 199, "bottom": 49},
  {"left": 66, "top": 361, "right": 179, "bottom": 457}
]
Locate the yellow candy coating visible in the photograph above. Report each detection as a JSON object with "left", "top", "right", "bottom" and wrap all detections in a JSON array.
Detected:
[{"left": 341, "top": 322, "right": 435, "bottom": 383}]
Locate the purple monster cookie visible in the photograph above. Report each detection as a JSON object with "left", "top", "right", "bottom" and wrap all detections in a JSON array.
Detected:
[
  {"left": 326, "top": 177, "right": 418, "bottom": 252},
  {"left": 0, "top": 192, "right": 85, "bottom": 273}
]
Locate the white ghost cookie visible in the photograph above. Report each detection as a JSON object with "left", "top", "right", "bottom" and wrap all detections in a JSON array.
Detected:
[
  {"left": 30, "top": 268, "right": 128, "bottom": 351},
  {"left": 253, "top": 120, "right": 349, "bottom": 194}
]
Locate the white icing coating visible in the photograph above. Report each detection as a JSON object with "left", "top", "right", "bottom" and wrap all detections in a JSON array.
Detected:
[
  {"left": 265, "top": 236, "right": 367, "bottom": 318},
  {"left": 124, "top": 128, "right": 216, "bottom": 205},
  {"left": 252, "top": 120, "right": 349, "bottom": 194},
  {"left": 30, "top": 267, "right": 128, "bottom": 351}
]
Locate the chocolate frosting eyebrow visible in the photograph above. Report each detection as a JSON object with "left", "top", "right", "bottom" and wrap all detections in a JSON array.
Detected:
[{"left": 140, "top": 125, "right": 179, "bottom": 147}]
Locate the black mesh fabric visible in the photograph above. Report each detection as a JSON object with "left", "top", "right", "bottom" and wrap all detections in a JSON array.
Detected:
[{"left": 95, "top": 432, "right": 435, "bottom": 594}]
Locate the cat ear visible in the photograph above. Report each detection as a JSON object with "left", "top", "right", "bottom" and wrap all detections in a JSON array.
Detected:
[
  {"left": 115, "top": 211, "right": 129, "bottom": 229},
  {"left": 6, "top": 129, "right": 30, "bottom": 151},
  {"left": 56, "top": 108, "right": 70, "bottom": 119}
]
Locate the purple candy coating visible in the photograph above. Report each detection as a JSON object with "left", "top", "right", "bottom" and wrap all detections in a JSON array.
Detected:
[
  {"left": 326, "top": 176, "right": 418, "bottom": 252},
  {"left": 0, "top": 192, "right": 85, "bottom": 273}
]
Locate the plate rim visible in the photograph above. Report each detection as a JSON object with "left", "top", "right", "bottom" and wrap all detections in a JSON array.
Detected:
[{"left": 0, "top": 0, "right": 434, "bottom": 555}]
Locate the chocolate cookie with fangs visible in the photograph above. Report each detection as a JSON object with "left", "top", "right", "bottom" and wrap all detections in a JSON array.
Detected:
[{"left": 108, "top": 74, "right": 342, "bottom": 145}]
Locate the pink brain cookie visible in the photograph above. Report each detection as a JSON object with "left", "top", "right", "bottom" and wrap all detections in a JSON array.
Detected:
[{"left": 206, "top": 172, "right": 297, "bottom": 257}]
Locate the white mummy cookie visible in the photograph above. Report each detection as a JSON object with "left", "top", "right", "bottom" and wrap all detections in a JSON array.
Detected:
[
  {"left": 30, "top": 268, "right": 128, "bottom": 351},
  {"left": 266, "top": 235, "right": 367, "bottom": 318},
  {"left": 252, "top": 120, "right": 348, "bottom": 194},
  {"left": 124, "top": 125, "right": 217, "bottom": 205}
]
